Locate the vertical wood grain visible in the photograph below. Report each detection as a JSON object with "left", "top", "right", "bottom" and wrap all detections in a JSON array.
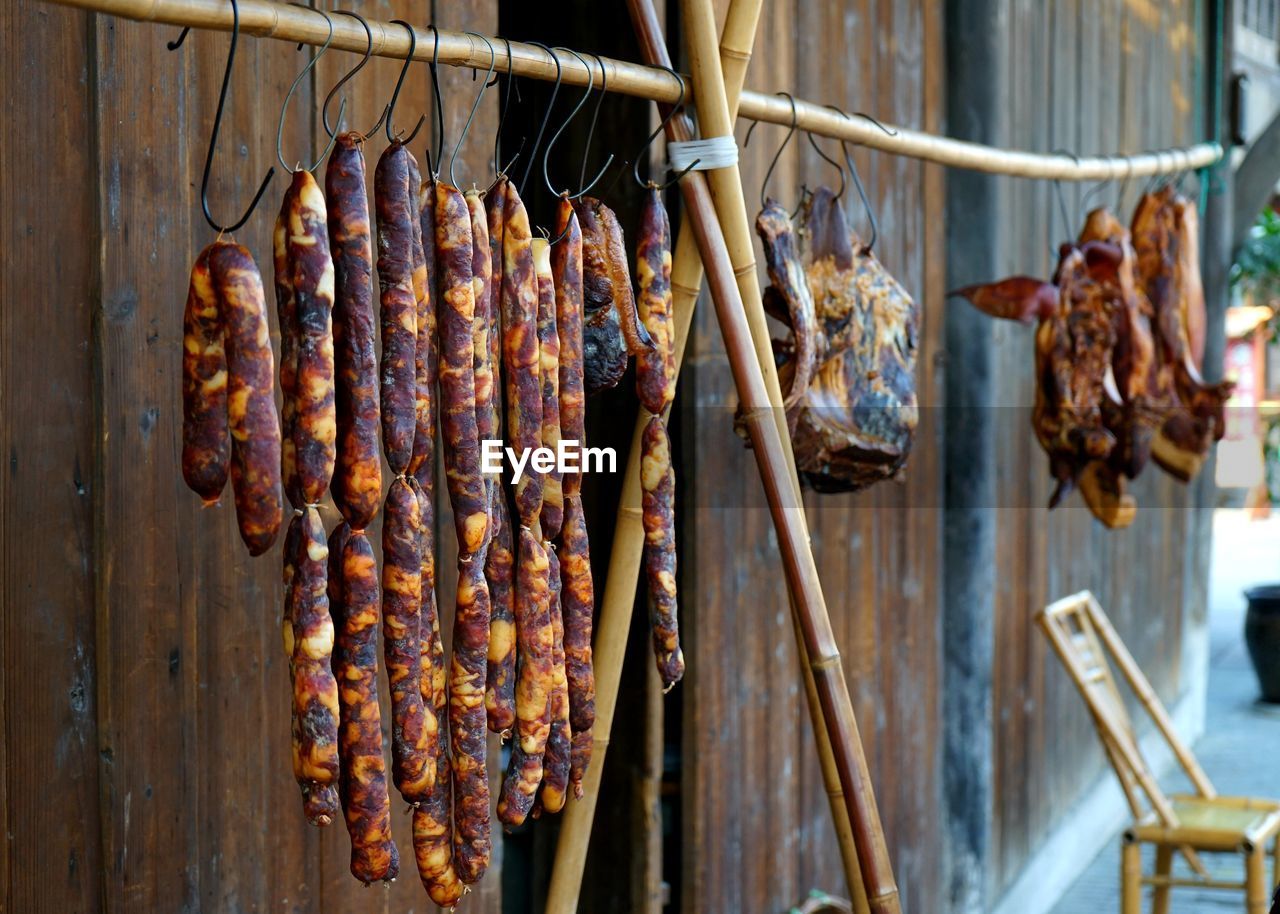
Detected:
[{"left": 1, "top": 3, "right": 104, "bottom": 911}]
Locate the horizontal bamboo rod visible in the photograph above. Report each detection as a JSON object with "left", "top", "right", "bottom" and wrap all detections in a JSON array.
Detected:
[{"left": 43, "top": 0, "right": 1224, "bottom": 181}]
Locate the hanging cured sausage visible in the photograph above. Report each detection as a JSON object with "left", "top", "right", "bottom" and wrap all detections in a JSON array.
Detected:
[
  {"left": 326, "top": 132, "right": 382, "bottom": 530},
  {"left": 635, "top": 187, "right": 683, "bottom": 689},
  {"left": 285, "top": 507, "right": 341, "bottom": 825},
  {"left": 207, "top": 240, "right": 283, "bottom": 554},
  {"left": 181, "top": 246, "right": 230, "bottom": 505},
  {"left": 551, "top": 197, "right": 595, "bottom": 794},
  {"left": 330, "top": 522, "right": 398, "bottom": 883}
]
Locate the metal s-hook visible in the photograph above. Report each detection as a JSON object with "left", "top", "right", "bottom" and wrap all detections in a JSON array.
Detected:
[
  {"left": 425, "top": 24, "right": 447, "bottom": 175},
  {"left": 447, "top": 32, "right": 498, "bottom": 188},
  {"left": 492, "top": 38, "right": 526, "bottom": 179},
  {"left": 174, "top": 0, "right": 274, "bottom": 233},
  {"left": 1049, "top": 147, "right": 1081, "bottom": 243},
  {"left": 632, "top": 65, "right": 699, "bottom": 191},
  {"left": 1079, "top": 154, "right": 1117, "bottom": 219},
  {"left": 518, "top": 42, "right": 564, "bottom": 195},
  {"left": 576, "top": 54, "right": 611, "bottom": 194},
  {"left": 806, "top": 132, "right": 846, "bottom": 199},
  {"left": 277, "top": 6, "right": 344, "bottom": 173},
  {"left": 324, "top": 10, "right": 386, "bottom": 139},
  {"left": 824, "top": 106, "right": 880, "bottom": 253},
  {"left": 743, "top": 91, "right": 799, "bottom": 208},
  {"left": 541, "top": 49, "right": 614, "bottom": 199},
  {"left": 385, "top": 20, "right": 426, "bottom": 146}
]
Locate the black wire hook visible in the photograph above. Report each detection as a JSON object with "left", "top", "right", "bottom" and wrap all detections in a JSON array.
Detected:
[
  {"left": 574, "top": 54, "right": 612, "bottom": 195},
  {"left": 492, "top": 38, "right": 526, "bottom": 179},
  {"left": 425, "top": 24, "right": 447, "bottom": 176},
  {"left": 518, "top": 42, "right": 564, "bottom": 195},
  {"left": 1050, "top": 148, "right": 1080, "bottom": 242},
  {"left": 824, "top": 106, "right": 880, "bottom": 253},
  {"left": 541, "top": 49, "right": 615, "bottom": 199},
  {"left": 323, "top": 10, "right": 386, "bottom": 139},
  {"left": 385, "top": 20, "right": 426, "bottom": 146},
  {"left": 169, "top": 0, "right": 274, "bottom": 234},
  {"left": 806, "top": 132, "right": 846, "bottom": 199},
  {"left": 277, "top": 6, "right": 344, "bottom": 172},
  {"left": 448, "top": 32, "right": 498, "bottom": 188},
  {"left": 1079, "top": 154, "right": 1116, "bottom": 218},
  {"left": 631, "top": 65, "right": 699, "bottom": 191},
  {"left": 743, "top": 92, "right": 800, "bottom": 208}
]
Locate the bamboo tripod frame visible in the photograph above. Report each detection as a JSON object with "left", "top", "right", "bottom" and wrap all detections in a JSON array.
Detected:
[
  {"left": 31, "top": 1, "right": 1228, "bottom": 912},
  {"left": 43, "top": 0, "right": 1223, "bottom": 180}
]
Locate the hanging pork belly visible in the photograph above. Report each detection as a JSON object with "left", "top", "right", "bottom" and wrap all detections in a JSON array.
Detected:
[{"left": 757, "top": 187, "right": 920, "bottom": 493}]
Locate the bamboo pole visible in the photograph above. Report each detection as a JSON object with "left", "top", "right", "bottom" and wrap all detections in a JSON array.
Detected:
[
  {"left": 625, "top": 2, "right": 901, "bottom": 912},
  {"left": 42, "top": 0, "right": 1223, "bottom": 180},
  {"left": 543, "top": 3, "right": 774, "bottom": 910}
]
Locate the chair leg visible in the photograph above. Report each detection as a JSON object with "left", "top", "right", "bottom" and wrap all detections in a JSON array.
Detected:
[
  {"left": 1122, "top": 839, "right": 1142, "bottom": 914},
  {"left": 1151, "top": 845, "right": 1172, "bottom": 914},
  {"left": 1245, "top": 843, "right": 1267, "bottom": 914},
  {"left": 1273, "top": 835, "right": 1279, "bottom": 891}
]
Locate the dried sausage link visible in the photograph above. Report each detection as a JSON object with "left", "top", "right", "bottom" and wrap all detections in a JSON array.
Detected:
[
  {"left": 332, "top": 524, "right": 400, "bottom": 883},
  {"left": 285, "top": 169, "right": 338, "bottom": 506},
  {"left": 289, "top": 507, "right": 341, "bottom": 825},
  {"left": 468, "top": 189, "right": 496, "bottom": 449},
  {"left": 209, "top": 241, "right": 283, "bottom": 555},
  {"left": 412, "top": 803, "right": 464, "bottom": 908},
  {"left": 274, "top": 185, "right": 303, "bottom": 509},
  {"left": 551, "top": 199, "right": 585, "bottom": 498},
  {"left": 538, "top": 549, "right": 571, "bottom": 814},
  {"left": 635, "top": 186, "right": 675, "bottom": 417},
  {"left": 501, "top": 181, "right": 544, "bottom": 529},
  {"left": 281, "top": 512, "right": 305, "bottom": 797},
  {"left": 435, "top": 181, "right": 488, "bottom": 556},
  {"left": 381, "top": 476, "right": 434, "bottom": 803},
  {"left": 411, "top": 176, "right": 439, "bottom": 501},
  {"left": 560, "top": 493, "right": 594, "bottom": 734},
  {"left": 467, "top": 189, "right": 501, "bottom": 561},
  {"left": 570, "top": 728, "right": 592, "bottom": 800},
  {"left": 181, "top": 245, "right": 229, "bottom": 505},
  {"left": 485, "top": 180, "right": 506, "bottom": 439},
  {"left": 407, "top": 160, "right": 434, "bottom": 481},
  {"left": 326, "top": 133, "right": 383, "bottom": 529},
  {"left": 534, "top": 239, "right": 564, "bottom": 541},
  {"left": 641, "top": 416, "right": 684, "bottom": 688},
  {"left": 597, "top": 199, "right": 652, "bottom": 355},
  {"left": 497, "top": 528, "right": 553, "bottom": 827},
  {"left": 450, "top": 555, "right": 492, "bottom": 882},
  {"left": 374, "top": 142, "right": 419, "bottom": 475},
  {"left": 414, "top": 485, "right": 464, "bottom": 903},
  {"left": 411, "top": 477, "right": 443, "bottom": 715},
  {"left": 484, "top": 495, "right": 517, "bottom": 736}
]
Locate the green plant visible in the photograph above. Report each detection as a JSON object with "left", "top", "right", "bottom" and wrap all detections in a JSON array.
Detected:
[{"left": 1231, "top": 208, "right": 1280, "bottom": 322}]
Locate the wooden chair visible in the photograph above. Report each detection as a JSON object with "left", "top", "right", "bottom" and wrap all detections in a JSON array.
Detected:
[{"left": 1038, "top": 591, "right": 1280, "bottom": 914}]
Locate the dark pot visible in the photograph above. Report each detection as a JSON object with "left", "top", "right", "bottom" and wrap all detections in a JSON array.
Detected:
[{"left": 1244, "top": 585, "right": 1280, "bottom": 703}]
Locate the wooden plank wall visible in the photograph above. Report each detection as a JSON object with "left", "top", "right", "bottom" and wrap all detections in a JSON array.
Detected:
[
  {"left": 678, "top": 0, "right": 947, "bottom": 911},
  {"left": 987, "top": 0, "right": 1204, "bottom": 896},
  {"left": 0, "top": 1, "right": 506, "bottom": 911},
  {"left": 0, "top": 0, "right": 1210, "bottom": 912}
]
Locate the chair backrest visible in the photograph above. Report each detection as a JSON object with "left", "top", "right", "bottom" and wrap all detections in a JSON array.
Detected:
[{"left": 1038, "top": 591, "right": 1216, "bottom": 827}]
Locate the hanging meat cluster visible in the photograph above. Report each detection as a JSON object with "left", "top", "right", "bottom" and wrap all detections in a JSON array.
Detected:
[
  {"left": 177, "top": 123, "right": 686, "bottom": 901},
  {"left": 952, "top": 185, "right": 1232, "bottom": 528},
  {"left": 753, "top": 186, "right": 921, "bottom": 492}
]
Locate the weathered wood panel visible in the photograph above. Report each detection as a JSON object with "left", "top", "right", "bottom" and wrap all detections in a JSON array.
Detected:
[
  {"left": 681, "top": 0, "right": 946, "bottom": 910},
  {"left": 0, "top": 3, "right": 103, "bottom": 911},
  {"left": 987, "top": 0, "right": 1205, "bottom": 896}
]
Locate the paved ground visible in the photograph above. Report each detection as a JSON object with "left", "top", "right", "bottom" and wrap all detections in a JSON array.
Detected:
[{"left": 1049, "top": 511, "right": 1280, "bottom": 913}]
